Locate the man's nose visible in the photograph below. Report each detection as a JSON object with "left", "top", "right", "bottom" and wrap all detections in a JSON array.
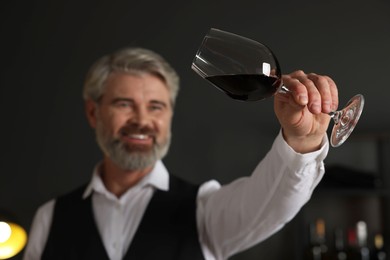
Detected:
[{"left": 129, "top": 109, "right": 152, "bottom": 128}]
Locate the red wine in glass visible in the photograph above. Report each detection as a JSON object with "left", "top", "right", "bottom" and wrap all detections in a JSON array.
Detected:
[{"left": 205, "top": 74, "right": 281, "bottom": 101}]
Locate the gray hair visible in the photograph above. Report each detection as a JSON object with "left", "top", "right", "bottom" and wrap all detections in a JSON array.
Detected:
[{"left": 83, "top": 47, "right": 180, "bottom": 106}]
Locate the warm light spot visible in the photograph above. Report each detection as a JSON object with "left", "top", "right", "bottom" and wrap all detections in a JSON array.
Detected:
[
  {"left": 0, "top": 222, "right": 11, "bottom": 243},
  {"left": 0, "top": 222, "right": 27, "bottom": 259}
]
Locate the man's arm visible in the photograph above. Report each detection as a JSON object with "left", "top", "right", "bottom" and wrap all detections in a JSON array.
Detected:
[
  {"left": 196, "top": 131, "right": 328, "bottom": 259},
  {"left": 197, "top": 70, "right": 337, "bottom": 259}
]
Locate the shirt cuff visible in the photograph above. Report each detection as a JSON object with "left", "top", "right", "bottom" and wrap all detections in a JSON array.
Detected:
[{"left": 273, "top": 130, "right": 329, "bottom": 170}]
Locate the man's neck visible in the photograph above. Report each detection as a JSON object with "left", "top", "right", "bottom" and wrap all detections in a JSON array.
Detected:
[{"left": 100, "top": 158, "right": 154, "bottom": 198}]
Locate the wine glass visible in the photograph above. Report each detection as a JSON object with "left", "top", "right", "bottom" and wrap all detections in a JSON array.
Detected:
[{"left": 191, "top": 28, "right": 364, "bottom": 147}]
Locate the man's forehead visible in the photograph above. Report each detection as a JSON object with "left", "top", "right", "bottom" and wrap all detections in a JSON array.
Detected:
[{"left": 101, "top": 73, "right": 171, "bottom": 104}]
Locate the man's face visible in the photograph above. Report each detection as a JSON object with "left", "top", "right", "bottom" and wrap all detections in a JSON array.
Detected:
[{"left": 86, "top": 72, "right": 173, "bottom": 170}]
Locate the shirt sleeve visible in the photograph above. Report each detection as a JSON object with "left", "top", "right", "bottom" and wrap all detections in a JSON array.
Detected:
[
  {"left": 196, "top": 131, "right": 329, "bottom": 260},
  {"left": 22, "top": 199, "right": 55, "bottom": 260}
]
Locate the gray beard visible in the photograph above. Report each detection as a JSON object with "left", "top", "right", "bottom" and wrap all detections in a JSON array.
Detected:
[{"left": 95, "top": 120, "right": 170, "bottom": 171}]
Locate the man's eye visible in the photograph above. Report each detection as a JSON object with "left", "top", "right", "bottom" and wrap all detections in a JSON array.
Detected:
[
  {"left": 116, "top": 101, "right": 130, "bottom": 107},
  {"left": 150, "top": 105, "right": 163, "bottom": 111}
]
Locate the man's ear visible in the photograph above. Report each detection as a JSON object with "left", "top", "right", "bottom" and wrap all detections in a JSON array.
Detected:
[{"left": 85, "top": 99, "right": 98, "bottom": 128}]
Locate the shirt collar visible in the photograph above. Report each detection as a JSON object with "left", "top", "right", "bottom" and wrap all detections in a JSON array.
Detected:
[{"left": 82, "top": 160, "right": 169, "bottom": 199}]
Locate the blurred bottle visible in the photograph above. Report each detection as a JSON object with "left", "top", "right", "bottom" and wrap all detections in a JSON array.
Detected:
[
  {"left": 334, "top": 228, "right": 347, "bottom": 260},
  {"left": 346, "top": 221, "right": 371, "bottom": 260},
  {"left": 308, "top": 218, "right": 330, "bottom": 260},
  {"left": 356, "top": 221, "right": 370, "bottom": 260},
  {"left": 371, "top": 233, "right": 386, "bottom": 260}
]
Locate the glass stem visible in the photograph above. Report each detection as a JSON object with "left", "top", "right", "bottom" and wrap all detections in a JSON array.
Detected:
[
  {"left": 329, "top": 111, "right": 341, "bottom": 125},
  {"left": 280, "top": 85, "right": 290, "bottom": 94}
]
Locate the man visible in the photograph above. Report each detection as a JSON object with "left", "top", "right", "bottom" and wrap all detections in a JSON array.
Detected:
[{"left": 23, "top": 47, "right": 336, "bottom": 260}]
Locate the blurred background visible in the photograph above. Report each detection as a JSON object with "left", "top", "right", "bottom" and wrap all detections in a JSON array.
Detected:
[{"left": 0, "top": 0, "right": 389, "bottom": 259}]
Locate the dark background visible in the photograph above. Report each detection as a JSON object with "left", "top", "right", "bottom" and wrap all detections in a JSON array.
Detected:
[{"left": 1, "top": 0, "right": 389, "bottom": 259}]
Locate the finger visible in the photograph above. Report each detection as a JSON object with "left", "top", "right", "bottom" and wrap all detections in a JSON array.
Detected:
[
  {"left": 282, "top": 71, "right": 309, "bottom": 106},
  {"left": 307, "top": 73, "right": 333, "bottom": 113},
  {"left": 295, "top": 75, "right": 322, "bottom": 114},
  {"left": 324, "top": 75, "right": 339, "bottom": 111},
  {"left": 285, "top": 70, "right": 322, "bottom": 114}
]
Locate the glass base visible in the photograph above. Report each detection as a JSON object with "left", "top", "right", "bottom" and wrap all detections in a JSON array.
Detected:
[{"left": 330, "top": 94, "right": 364, "bottom": 147}]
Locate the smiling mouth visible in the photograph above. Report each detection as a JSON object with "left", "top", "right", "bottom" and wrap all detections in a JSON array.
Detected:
[
  {"left": 128, "top": 134, "right": 149, "bottom": 140},
  {"left": 120, "top": 130, "right": 155, "bottom": 145},
  {"left": 123, "top": 133, "right": 153, "bottom": 141},
  {"left": 119, "top": 126, "right": 156, "bottom": 146}
]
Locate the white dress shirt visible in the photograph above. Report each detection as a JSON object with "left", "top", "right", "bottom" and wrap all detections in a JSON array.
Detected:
[{"left": 23, "top": 132, "right": 328, "bottom": 260}]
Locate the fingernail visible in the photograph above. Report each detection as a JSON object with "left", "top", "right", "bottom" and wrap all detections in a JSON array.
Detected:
[{"left": 299, "top": 95, "right": 308, "bottom": 104}]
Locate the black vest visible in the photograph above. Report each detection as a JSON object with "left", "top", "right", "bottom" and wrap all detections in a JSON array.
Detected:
[{"left": 42, "top": 175, "right": 205, "bottom": 260}]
